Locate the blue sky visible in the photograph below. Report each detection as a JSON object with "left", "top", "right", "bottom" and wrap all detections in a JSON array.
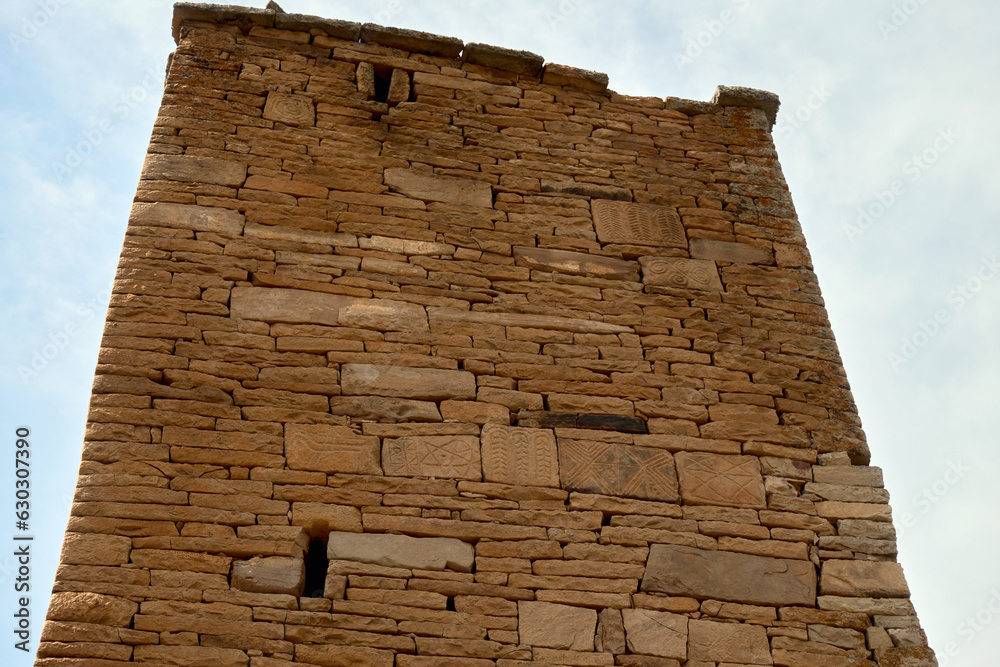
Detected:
[{"left": 2, "top": 0, "right": 998, "bottom": 664}]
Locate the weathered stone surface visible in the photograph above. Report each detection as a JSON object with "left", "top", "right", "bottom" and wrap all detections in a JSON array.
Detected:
[
  {"left": 330, "top": 395, "right": 442, "bottom": 422},
  {"left": 382, "top": 435, "right": 482, "bottom": 480},
  {"left": 297, "top": 644, "right": 394, "bottom": 667},
  {"left": 542, "top": 63, "right": 609, "bottom": 92},
  {"left": 689, "top": 239, "right": 773, "bottom": 265},
  {"left": 385, "top": 168, "right": 492, "bottom": 207},
  {"left": 481, "top": 425, "right": 559, "bottom": 488},
  {"left": 285, "top": 423, "right": 381, "bottom": 474},
  {"left": 231, "top": 288, "right": 427, "bottom": 331},
  {"left": 712, "top": 85, "right": 781, "bottom": 127},
  {"left": 46, "top": 592, "right": 137, "bottom": 626},
  {"left": 596, "top": 608, "right": 627, "bottom": 654},
  {"left": 641, "top": 544, "right": 817, "bottom": 606},
  {"left": 140, "top": 154, "right": 247, "bottom": 186},
  {"left": 361, "top": 22, "right": 464, "bottom": 58},
  {"left": 232, "top": 556, "right": 304, "bottom": 595},
  {"left": 639, "top": 257, "right": 723, "bottom": 291},
  {"left": 687, "top": 619, "right": 771, "bottom": 664},
  {"left": 129, "top": 202, "right": 244, "bottom": 236},
  {"left": 518, "top": 601, "right": 597, "bottom": 651},
  {"left": 327, "top": 531, "right": 474, "bottom": 572},
  {"left": 133, "top": 645, "right": 248, "bottom": 667},
  {"left": 821, "top": 560, "right": 910, "bottom": 598},
  {"left": 513, "top": 246, "right": 638, "bottom": 280},
  {"left": 674, "top": 452, "right": 766, "bottom": 509},
  {"left": 342, "top": 364, "right": 476, "bottom": 401},
  {"left": 592, "top": 201, "right": 685, "bottom": 248},
  {"left": 58, "top": 533, "right": 131, "bottom": 566},
  {"left": 291, "top": 503, "right": 362, "bottom": 534},
  {"left": 263, "top": 91, "right": 315, "bottom": 126},
  {"left": 559, "top": 439, "right": 679, "bottom": 502},
  {"left": 463, "top": 42, "right": 544, "bottom": 77},
  {"left": 622, "top": 608, "right": 687, "bottom": 659}
]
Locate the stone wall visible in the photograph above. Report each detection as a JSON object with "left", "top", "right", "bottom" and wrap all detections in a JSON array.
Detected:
[{"left": 36, "top": 3, "right": 937, "bottom": 666}]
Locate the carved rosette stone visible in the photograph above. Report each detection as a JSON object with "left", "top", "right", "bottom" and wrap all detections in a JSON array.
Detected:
[
  {"left": 263, "top": 92, "right": 316, "bottom": 126},
  {"left": 639, "top": 256, "right": 724, "bottom": 291}
]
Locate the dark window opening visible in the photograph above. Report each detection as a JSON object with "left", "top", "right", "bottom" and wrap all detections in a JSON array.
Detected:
[
  {"left": 446, "top": 596, "right": 456, "bottom": 612},
  {"left": 373, "top": 67, "right": 392, "bottom": 104},
  {"left": 303, "top": 537, "right": 328, "bottom": 598}
]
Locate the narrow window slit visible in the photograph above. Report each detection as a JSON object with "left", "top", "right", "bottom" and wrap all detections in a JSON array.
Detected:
[{"left": 303, "top": 537, "right": 328, "bottom": 598}]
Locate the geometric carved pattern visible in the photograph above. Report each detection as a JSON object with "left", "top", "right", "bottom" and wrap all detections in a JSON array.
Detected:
[
  {"left": 285, "top": 424, "right": 381, "bottom": 475},
  {"left": 263, "top": 92, "right": 316, "bottom": 127},
  {"left": 639, "top": 256, "right": 724, "bottom": 291},
  {"left": 592, "top": 200, "right": 687, "bottom": 248},
  {"left": 558, "top": 439, "right": 679, "bottom": 502},
  {"left": 481, "top": 425, "right": 559, "bottom": 488},
  {"left": 382, "top": 435, "right": 482, "bottom": 481},
  {"left": 675, "top": 452, "right": 766, "bottom": 509}
]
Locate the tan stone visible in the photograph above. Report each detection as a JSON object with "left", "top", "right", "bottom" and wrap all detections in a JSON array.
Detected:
[
  {"left": 133, "top": 645, "right": 249, "bottom": 667},
  {"left": 820, "top": 560, "right": 910, "bottom": 598},
  {"left": 342, "top": 364, "right": 476, "bottom": 401},
  {"left": 46, "top": 592, "right": 137, "bottom": 626},
  {"left": 382, "top": 435, "right": 482, "bottom": 480},
  {"left": 285, "top": 424, "right": 381, "bottom": 475},
  {"left": 290, "top": 503, "right": 362, "bottom": 534},
  {"left": 641, "top": 544, "right": 817, "bottom": 606},
  {"left": 263, "top": 91, "right": 316, "bottom": 126},
  {"left": 330, "top": 395, "right": 442, "bottom": 422},
  {"left": 296, "top": 644, "right": 394, "bottom": 667},
  {"left": 232, "top": 557, "right": 305, "bottom": 596},
  {"left": 481, "top": 425, "right": 559, "bottom": 488},
  {"left": 231, "top": 287, "right": 427, "bottom": 331},
  {"left": 558, "top": 439, "right": 679, "bottom": 502},
  {"left": 592, "top": 201, "right": 685, "bottom": 248},
  {"left": 687, "top": 618, "right": 771, "bottom": 664},
  {"left": 140, "top": 154, "right": 247, "bottom": 187},
  {"left": 129, "top": 202, "right": 245, "bottom": 236},
  {"left": 327, "top": 531, "right": 474, "bottom": 572},
  {"left": 689, "top": 238, "right": 773, "bottom": 265},
  {"left": 621, "top": 608, "right": 687, "bottom": 659},
  {"left": 518, "top": 601, "right": 597, "bottom": 651},
  {"left": 639, "top": 257, "right": 723, "bottom": 291},
  {"left": 596, "top": 608, "right": 627, "bottom": 654},
  {"left": 385, "top": 168, "right": 492, "bottom": 208},
  {"left": 58, "top": 533, "right": 131, "bottom": 566},
  {"left": 674, "top": 452, "right": 766, "bottom": 509},
  {"left": 512, "top": 246, "right": 638, "bottom": 280}
]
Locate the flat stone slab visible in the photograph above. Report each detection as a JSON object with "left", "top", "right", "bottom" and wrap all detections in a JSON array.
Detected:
[
  {"left": 687, "top": 618, "right": 771, "bottom": 664},
  {"left": 385, "top": 168, "right": 492, "bottom": 208},
  {"left": 285, "top": 424, "right": 381, "bottom": 475},
  {"left": 341, "top": 364, "right": 476, "bottom": 401},
  {"left": 232, "top": 556, "right": 304, "bottom": 596},
  {"left": 463, "top": 42, "right": 544, "bottom": 77},
  {"left": 689, "top": 238, "right": 773, "bottom": 265},
  {"left": 622, "top": 608, "right": 687, "bottom": 659},
  {"left": 675, "top": 452, "right": 766, "bottom": 509},
  {"left": 513, "top": 246, "right": 638, "bottom": 280},
  {"left": 130, "top": 202, "right": 245, "bottom": 237},
  {"left": 382, "top": 435, "right": 482, "bottom": 481},
  {"left": 519, "top": 601, "right": 597, "bottom": 651},
  {"left": 327, "top": 531, "right": 474, "bottom": 572},
  {"left": 141, "top": 154, "right": 247, "bottom": 187},
  {"left": 641, "top": 544, "right": 817, "bottom": 607},
  {"left": 481, "top": 425, "right": 559, "bottom": 488},
  {"left": 558, "top": 439, "right": 679, "bottom": 502},
  {"left": 639, "top": 257, "right": 723, "bottom": 291},
  {"left": 821, "top": 560, "right": 910, "bottom": 598},
  {"left": 592, "top": 201, "right": 686, "bottom": 248},
  {"left": 230, "top": 288, "right": 428, "bottom": 332}
]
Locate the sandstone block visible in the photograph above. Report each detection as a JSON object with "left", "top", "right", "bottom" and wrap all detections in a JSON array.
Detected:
[
  {"left": 263, "top": 91, "right": 315, "bottom": 126},
  {"left": 639, "top": 257, "right": 723, "bottom": 291},
  {"left": 342, "top": 364, "right": 476, "bottom": 401},
  {"left": 596, "top": 608, "right": 626, "bottom": 654},
  {"left": 689, "top": 238, "right": 773, "bottom": 265},
  {"left": 133, "top": 645, "right": 248, "bottom": 667},
  {"left": 592, "top": 201, "right": 685, "bottom": 248},
  {"left": 559, "top": 439, "right": 679, "bottom": 502},
  {"left": 821, "top": 560, "right": 910, "bottom": 598},
  {"left": 129, "top": 202, "right": 244, "bottom": 236},
  {"left": 232, "top": 556, "right": 305, "bottom": 596},
  {"left": 463, "top": 42, "right": 544, "bottom": 77},
  {"left": 481, "top": 425, "right": 559, "bottom": 488},
  {"left": 58, "top": 533, "right": 131, "bottom": 566},
  {"left": 518, "top": 601, "right": 597, "bottom": 651},
  {"left": 330, "top": 396, "right": 442, "bottom": 422},
  {"left": 327, "top": 531, "right": 474, "bottom": 572},
  {"left": 290, "top": 503, "right": 362, "bottom": 534},
  {"left": 140, "top": 154, "right": 247, "bottom": 187},
  {"left": 641, "top": 544, "right": 816, "bottom": 607},
  {"left": 622, "top": 608, "right": 687, "bottom": 659},
  {"left": 512, "top": 246, "right": 638, "bottom": 280},
  {"left": 382, "top": 435, "right": 482, "bottom": 481},
  {"left": 674, "top": 452, "right": 766, "bottom": 509},
  {"left": 285, "top": 423, "right": 381, "bottom": 474},
  {"left": 231, "top": 287, "right": 428, "bottom": 331},
  {"left": 46, "top": 592, "right": 137, "bottom": 626},
  {"left": 385, "top": 168, "right": 492, "bottom": 208},
  {"left": 687, "top": 618, "right": 771, "bottom": 664}
]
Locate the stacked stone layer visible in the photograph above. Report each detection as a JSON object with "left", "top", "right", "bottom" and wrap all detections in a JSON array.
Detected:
[{"left": 37, "top": 4, "right": 936, "bottom": 667}]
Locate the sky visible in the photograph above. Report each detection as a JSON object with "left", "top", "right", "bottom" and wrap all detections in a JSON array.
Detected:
[{"left": 1, "top": 0, "right": 997, "bottom": 664}]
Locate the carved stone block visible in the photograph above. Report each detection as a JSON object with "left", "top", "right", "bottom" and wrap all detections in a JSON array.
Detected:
[
  {"left": 557, "top": 439, "right": 679, "bottom": 502},
  {"left": 263, "top": 92, "right": 316, "bottom": 126},
  {"left": 285, "top": 424, "right": 381, "bottom": 475},
  {"left": 382, "top": 435, "right": 482, "bottom": 480},
  {"left": 639, "top": 256, "right": 723, "bottom": 291},
  {"left": 675, "top": 452, "right": 766, "bottom": 509},
  {"left": 591, "top": 200, "right": 686, "bottom": 248},
  {"left": 480, "top": 425, "right": 559, "bottom": 488}
]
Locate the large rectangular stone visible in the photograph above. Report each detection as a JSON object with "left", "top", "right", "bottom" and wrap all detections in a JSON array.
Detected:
[
  {"left": 342, "top": 364, "right": 476, "bottom": 401},
  {"left": 382, "top": 435, "right": 482, "bottom": 481},
  {"left": 622, "top": 608, "right": 687, "bottom": 659},
  {"left": 592, "top": 201, "right": 686, "bottom": 248},
  {"left": 481, "top": 425, "right": 559, "bottom": 488},
  {"left": 687, "top": 618, "right": 771, "bottom": 663},
  {"left": 140, "top": 154, "right": 247, "bottom": 187},
  {"left": 512, "top": 246, "right": 638, "bottom": 280},
  {"left": 519, "top": 601, "right": 596, "bottom": 651},
  {"left": 285, "top": 423, "right": 381, "bottom": 475},
  {"left": 639, "top": 256, "right": 723, "bottom": 291},
  {"left": 230, "top": 287, "right": 428, "bottom": 331},
  {"left": 689, "top": 238, "right": 773, "bottom": 265},
  {"left": 129, "top": 202, "right": 245, "bottom": 236},
  {"left": 641, "top": 544, "right": 816, "bottom": 607},
  {"left": 558, "top": 439, "right": 679, "bottom": 502},
  {"left": 385, "top": 168, "right": 493, "bottom": 208},
  {"left": 327, "top": 531, "right": 474, "bottom": 572},
  {"left": 675, "top": 452, "right": 766, "bottom": 509},
  {"left": 820, "top": 560, "right": 910, "bottom": 598}
]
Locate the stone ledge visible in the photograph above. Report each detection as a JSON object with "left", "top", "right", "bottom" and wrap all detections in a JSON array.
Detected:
[
  {"left": 360, "top": 22, "right": 464, "bottom": 59},
  {"left": 542, "top": 63, "right": 610, "bottom": 93},
  {"left": 172, "top": 3, "right": 276, "bottom": 43},
  {"left": 711, "top": 85, "right": 781, "bottom": 129},
  {"left": 275, "top": 13, "right": 360, "bottom": 41},
  {"left": 463, "top": 42, "right": 545, "bottom": 78}
]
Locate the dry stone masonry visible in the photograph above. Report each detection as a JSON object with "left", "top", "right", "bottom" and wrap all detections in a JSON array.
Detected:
[{"left": 37, "top": 3, "right": 937, "bottom": 666}]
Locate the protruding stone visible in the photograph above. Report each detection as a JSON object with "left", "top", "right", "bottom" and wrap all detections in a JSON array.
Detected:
[
  {"left": 711, "top": 85, "right": 781, "bottom": 128},
  {"left": 291, "top": 503, "right": 362, "bottom": 534},
  {"left": 361, "top": 23, "right": 464, "bottom": 58},
  {"left": 463, "top": 43, "right": 544, "bottom": 77},
  {"left": 327, "top": 531, "right": 474, "bottom": 572},
  {"left": 46, "top": 592, "right": 137, "bottom": 626},
  {"left": 232, "top": 556, "right": 305, "bottom": 595},
  {"left": 518, "top": 601, "right": 597, "bottom": 651},
  {"left": 275, "top": 13, "right": 360, "bottom": 39},
  {"left": 513, "top": 246, "right": 639, "bottom": 280},
  {"left": 821, "top": 560, "right": 910, "bottom": 598},
  {"left": 542, "top": 63, "right": 609, "bottom": 93}
]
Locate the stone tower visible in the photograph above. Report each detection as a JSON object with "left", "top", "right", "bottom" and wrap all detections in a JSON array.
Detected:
[{"left": 36, "top": 3, "right": 937, "bottom": 666}]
